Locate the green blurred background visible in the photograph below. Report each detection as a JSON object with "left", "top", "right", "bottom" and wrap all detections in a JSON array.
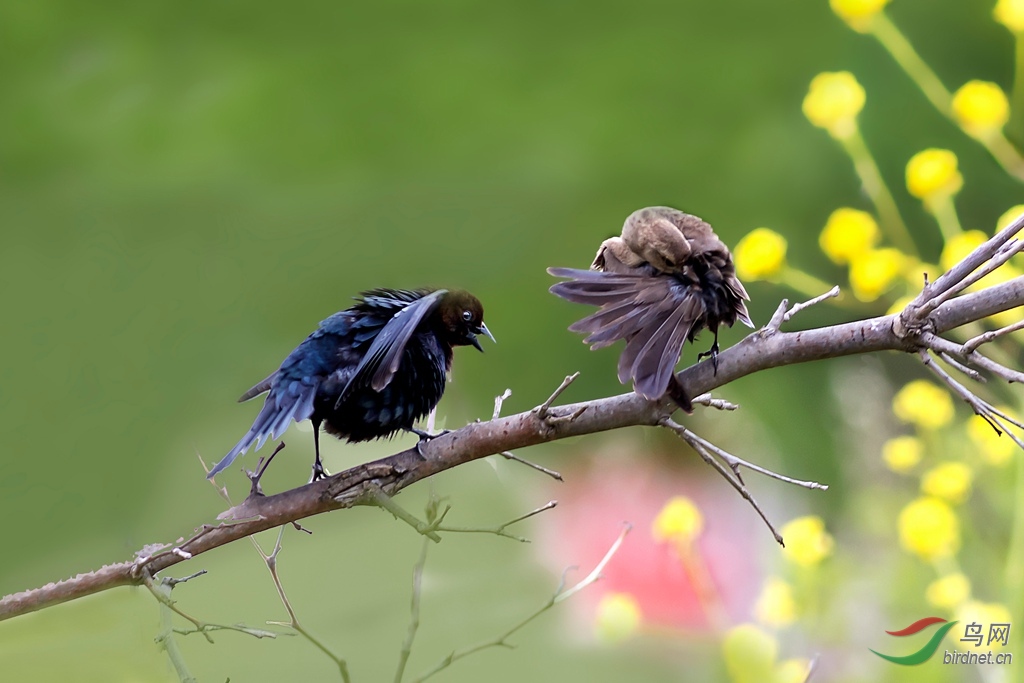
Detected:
[{"left": 1, "top": 1, "right": 1021, "bottom": 681}]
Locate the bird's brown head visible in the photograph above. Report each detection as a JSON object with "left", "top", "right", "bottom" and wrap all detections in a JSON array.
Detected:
[{"left": 437, "top": 290, "right": 495, "bottom": 351}]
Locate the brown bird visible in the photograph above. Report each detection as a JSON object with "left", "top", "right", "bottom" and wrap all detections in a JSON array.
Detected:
[{"left": 548, "top": 206, "right": 752, "bottom": 411}]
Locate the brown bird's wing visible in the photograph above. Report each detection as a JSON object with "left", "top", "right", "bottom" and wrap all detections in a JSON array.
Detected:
[
  {"left": 238, "top": 372, "right": 276, "bottom": 402},
  {"left": 548, "top": 267, "right": 704, "bottom": 400}
]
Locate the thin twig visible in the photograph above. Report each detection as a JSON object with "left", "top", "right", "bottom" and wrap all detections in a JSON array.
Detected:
[
  {"left": 498, "top": 451, "right": 564, "bottom": 481},
  {"left": 922, "top": 332, "right": 1024, "bottom": 384},
  {"left": 361, "top": 484, "right": 443, "bottom": 543},
  {"left": 412, "top": 524, "right": 630, "bottom": 683},
  {"left": 963, "top": 319, "right": 1024, "bottom": 354},
  {"left": 766, "top": 299, "right": 790, "bottom": 332},
  {"left": 261, "top": 527, "right": 352, "bottom": 683},
  {"left": 784, "top": 286, "right": 841, "bottom": 323},
  {"left": 493, "top": 389, "right": 512, "bottom": 419},
  {"left": 395, "top": 536, "right": 430, "bottom": 683},
  {"left": 938, "top": 352, "right": 986, "bottom": 382},
  {"left": 662, "top": 418, "right": 795, "bottom": 545},
  {"left": 533, "top": 372, "right": 580, "bottom": 418},
  {"left": 434, "top": 501, "right": 558, "bottom": 543}
]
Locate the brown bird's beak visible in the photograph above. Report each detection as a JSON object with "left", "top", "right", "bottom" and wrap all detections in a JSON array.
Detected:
[{"left": 470, "top": 323, "right": 496, "bottom": 352}]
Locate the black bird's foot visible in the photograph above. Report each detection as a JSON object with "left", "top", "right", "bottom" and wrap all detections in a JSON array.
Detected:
[
  {"left": 697, "top": 342, "right": 721, "bottom": 375},
  {"left": 247, "top": 442, "right": 287, "bottom": 498},
  {"left": 408, "top": 427, "right": 452, "bottom": 457},
  {"left": 310, "top": 457, "right": 331, "bottom": 483}
]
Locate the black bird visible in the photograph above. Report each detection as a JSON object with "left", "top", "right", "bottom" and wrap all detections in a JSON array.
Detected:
[
  {"left": 207, "top": 288, "right": 495, "bottom": 480},
  {"left": 548, "top": 206, "right": 752, "bottom": 411}
]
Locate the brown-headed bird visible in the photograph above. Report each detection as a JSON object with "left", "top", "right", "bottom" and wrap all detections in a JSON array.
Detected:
[
  {"left": 208, "top": 288, "right": 494, "bottom": 480},
  {"left": 548, "top": 206, "right": 752, "bottom": 411}
]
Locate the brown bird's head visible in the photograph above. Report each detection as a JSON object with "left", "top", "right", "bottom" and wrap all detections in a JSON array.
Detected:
[{"left": 436, "top": 290, "right": 495, "bottom": 352}]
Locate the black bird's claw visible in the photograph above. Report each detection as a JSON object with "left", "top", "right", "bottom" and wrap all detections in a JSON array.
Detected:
[
  {"left": 409, "top": 427, "right": 451, "bottom": 457},
  {"left": 310, "top": 459, "right": 331, "bottom": 483}
]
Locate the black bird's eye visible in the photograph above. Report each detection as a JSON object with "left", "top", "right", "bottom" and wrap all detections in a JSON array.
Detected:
[{"left": 462, "top": 310, "right": 473, "bottom": 322}]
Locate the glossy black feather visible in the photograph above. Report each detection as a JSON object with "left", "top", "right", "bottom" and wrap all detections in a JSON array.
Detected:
[{"left": 208, "top": 287, "right": 490, "bottom": 479}]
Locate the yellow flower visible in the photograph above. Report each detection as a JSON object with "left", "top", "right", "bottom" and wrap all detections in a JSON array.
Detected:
[
  {"left": 967, "top": 414, "right": 1017, "bottom": 466},
  {"left": 921, "top": 462, "right": 973, "bottom": 504},
  {"left": 926, "top": 573, "right": 971, "bottom": 609},
  {"left": 802, "top": 72, "right": 866, "bottom": 139},
  {"left": 906, "top": 149, "right": 963, "bottom": 202},
  {"left": 830, "top": 0, "right": 891, "bottom": 32},
  {"left": 651, "top": 496, "right": 703, "bottom": 546},
  {"left": 819, "top": 208, "right": 880, "bottom": 265},
  {"left": 893, "top": 380, "right": 955, "bottom": 429},
  {"left": 995, "top": 0, "right": 1024, "bottom": 32},
  {"left": 956, "top": 602, "right": 1013, "bottom": 650},
  {"left": 940, "top": 230, "right": 987, "bottom": 271},
  {"left": 899, "top": 497, "right": 960, "bottom": 560},
  {"left": 735, "top": 228, "right": 787, "bottom": 281},
  {"left": 882, "top": 435, "right": 923, "bottom": 473},
  {"left": 774, "top": 659, "right": 812, "bottom": 683},
  {"left": 849, "top": 248, "right": 907, "bottom": 301},
  {"left": 594, "top": 592, "right": 642, "bottom": 643},
  {"left": 953, "top": 81, "right": 1010, "bottom": 138},
  {"left": 723, "top": 624, "right": 778, "bottom": 683},
  {"left": 780, "top": 516, "right": 834, "bottom": 567},
  {"left": 996, "top": 204, "right": 1024, "bottom": 230},
  {"left": 755, "top": 577, "right": 797, "bottom": 628}
]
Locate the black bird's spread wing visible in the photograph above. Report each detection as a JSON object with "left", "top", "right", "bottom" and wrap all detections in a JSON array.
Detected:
[
  {"left": 548, "top": 267, "right": 703, "bottom": 400},
  {"left": 337, "top": 289, "right": 447, "bottom": 404}
]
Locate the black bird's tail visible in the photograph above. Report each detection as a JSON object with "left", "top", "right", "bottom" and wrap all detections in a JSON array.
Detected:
[{"left": 207, "top": 379, "right": 318, "bottom": 479}]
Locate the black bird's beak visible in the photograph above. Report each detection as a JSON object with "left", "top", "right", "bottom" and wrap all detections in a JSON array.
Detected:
[{"left": 470, "top": 323, "right": 496, "bottom": 352}]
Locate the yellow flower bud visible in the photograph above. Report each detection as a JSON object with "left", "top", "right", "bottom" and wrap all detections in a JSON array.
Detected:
[
  {"left": 893, "top": 380, "right": 954, "bottom": 430},
  {"left": 953, "top": 81, "right": 1010, "bottom": 138},
  {"left": 967, "top": 414, "right": 1017, "bottom": 466},
  {"left": 754, "top": 577, "right": 797, "bottom": 628},
  {"left": 899, "top": 497, "right": 960, "bottom": 560},
  {"left": 848, "top": 248, "right": 907, "bottom": 301},
  {"left": 920, "top": 462, "right": 973, "bottom": 504},
  {"left": 940, "top": 230, "right": 987, "bottom": 271},
  {"left": 775, "top": 659, "right": 812, "bottom": 683},
  {"left": 997, "top": 204, "right": 1024, "bottom": 230},
  {"left": 723, "top": 624, "right": 778, "bottom": 683},
  {"left": 882, "top": 435, "right": 923, "bottom": 473},
  {"left": 819, "top": 208, "right": 880, "bottom": 264},
  {"left": 594, "top": 592, "right": 642, "bottom": 643},
  {"left": 651, "top": 496, "right": 703, "bottom": 546},
  {"left": 735, "top": 228, "right": 788, "bottom": 281},
  {"left": 780, "top": 516, "right": 834, "bottom": 567},
  {"left": 906, "top": 149, "right": 963, "bottom": 202},
  {"left": 830, "top": 0, "right": 891, "bottom": 32},
  {"left": 994, "top": 0, "right": 1024, "bottom": 32},
  {"left": 803, "top": 72, "right": 866, "bottom": 139},
  {"left": 926, "top": 573, "right": 971, "bottom": 609}
]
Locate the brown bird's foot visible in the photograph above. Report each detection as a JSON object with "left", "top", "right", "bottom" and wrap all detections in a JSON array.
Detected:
[
  {"left": 666, "top": 377, "right": 694, "bottom": 414},
  {"left": 697, "top": 336, "right": 721, "bottom": 375},
  {"left": 247, "top": 442, "right": 287, "bottom": 497}
]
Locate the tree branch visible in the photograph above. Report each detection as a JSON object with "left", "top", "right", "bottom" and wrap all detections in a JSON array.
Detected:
[{"left": 3, "top": 273, "right": 1023, "bottom": 623}]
